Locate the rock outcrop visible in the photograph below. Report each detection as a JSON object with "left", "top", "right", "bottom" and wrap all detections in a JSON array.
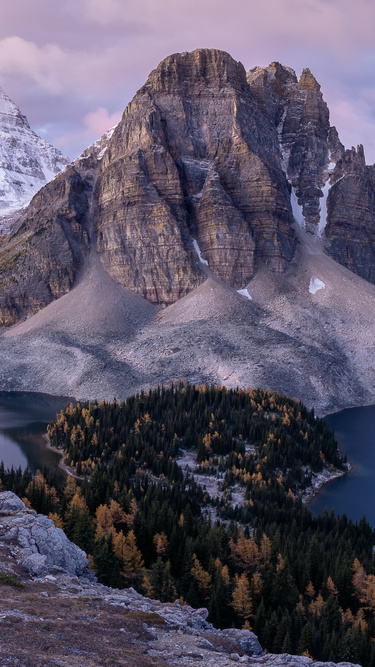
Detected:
[
  {"left": 0, "top": 492, "right": 361, "bottom": 666},
  {"left": 0, "top": 491, "right": 89, "bottom": 577},
  {"left": 324, "top": 145, "right": 375, "bottom": 283}
]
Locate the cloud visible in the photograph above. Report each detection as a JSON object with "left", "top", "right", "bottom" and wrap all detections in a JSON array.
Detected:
[
  {"left": 1, "top": 0, "right": 375, "bottom": 159},
  {"left": 84, "top": 107, "right": 122, "bottom": 136},
  {"left": 75, "top": 0, "right": 129, "bottom": 26},
  {"left": 0, "top": 37, "right": 66, "bottom": 94},
  {"left": 52, "top": 106, "right": 122, "bottom": 158}
]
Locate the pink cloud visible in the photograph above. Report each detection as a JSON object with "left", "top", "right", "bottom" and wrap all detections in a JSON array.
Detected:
[
  {"left": 52, "top": 106, "right": 122, "bottom": 158},
  {"left": 2, "top": 0, "right": 375, "bottom": 160},
  {"left": 84, "top": 107, "right": 122, "bottom": 136}
]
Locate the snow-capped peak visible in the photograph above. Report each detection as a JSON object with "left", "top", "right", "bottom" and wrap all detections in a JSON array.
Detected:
[
  {"left": 0, "top": 87, "right": 70, "bottom": 220},
  {"left": 0, "top": 87, "right": 29, "bottom": 127}
]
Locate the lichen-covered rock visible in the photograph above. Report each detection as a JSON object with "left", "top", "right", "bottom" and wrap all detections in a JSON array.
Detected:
[
  {"left": 0, "top": 492, "right": 89, "bottom": 577},
  {"left": 220, "top": 628, "right": 263, "bottom": 655}
]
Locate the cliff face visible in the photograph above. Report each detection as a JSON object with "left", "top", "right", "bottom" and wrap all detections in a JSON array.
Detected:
[
  {"left": 324, "top": 146, "right": 375, "bottom": 282},
  {"left": 95, "top": 49, "right": 295, "bottom": 303},
  {"left": 0, "top": 49, "right": 375, "bottom": 324},
  {"left": 0, "top": 164, "right": 92, "bottom": 325},
  {"left": 247, "top": 62, "right": 344, "bottom": 234}
]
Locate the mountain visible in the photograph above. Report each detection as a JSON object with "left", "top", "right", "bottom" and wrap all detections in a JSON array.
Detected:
[
  {"left": 0, "top": 49, "right": 375, "bottom": 414},
  {"left": 0, "top": 491, "right": 360, "bottom": 667},
  {"left": 0, "top": 87, "right": 69, "bottom": 226}
]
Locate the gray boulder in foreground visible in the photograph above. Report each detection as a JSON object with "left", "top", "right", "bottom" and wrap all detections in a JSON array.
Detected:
[{"left": 0, "top": 491, "right": 89, "bottom": 577}]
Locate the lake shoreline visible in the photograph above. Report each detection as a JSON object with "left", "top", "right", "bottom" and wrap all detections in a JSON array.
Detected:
[
  {"left": 42, "top": 434, "right": 83, "bottom": 481},
  {"left": 303, "top": 462, "right": 352, "bottom": 505}
]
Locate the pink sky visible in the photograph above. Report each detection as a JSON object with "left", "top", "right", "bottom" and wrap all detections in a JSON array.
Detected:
[{"left": 0, "top": 0, "right": 374, "bottom": 161}]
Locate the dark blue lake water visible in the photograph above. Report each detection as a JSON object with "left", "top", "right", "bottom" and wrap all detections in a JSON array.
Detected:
[
  {"left": 0, "top": 391, "right": 70, "bottom": 481},
  {"left": 308, "top": 404, "right": 375, "bottom": 526}
]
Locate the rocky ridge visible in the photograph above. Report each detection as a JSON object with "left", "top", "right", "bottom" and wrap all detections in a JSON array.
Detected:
[
  {"left": 0, "top": 87, "right": 69, "bottom": 224},
  {"left": 0, "top": 49, "right": 374, "bottom": 323},
  {"left": 0, "top": 492, "right": 360, "bottom": 666},
  {"left": 1, "top": 50, "right": 375, "bottom": 413}
]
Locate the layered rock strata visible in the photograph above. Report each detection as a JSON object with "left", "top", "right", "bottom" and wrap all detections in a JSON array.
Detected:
[
  {"left": 0, "top": 49, "right": 375, "bottom": 324},
  {"left": 324, "top": 145, "right": 375, "bottom": 283},
  {"left": 0, "top": 163, "right": 92, "bottom": 325},
  {"left": 0, "top": 49, "right": 298, "bottom": 322},
  {"left": 95, "top": 49, "right": 295, "bottom": 303}
]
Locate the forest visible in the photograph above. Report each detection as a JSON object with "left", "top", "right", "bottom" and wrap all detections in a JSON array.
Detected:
[{"left": 1, "top": 382, "right": 374, "bottom": 665}]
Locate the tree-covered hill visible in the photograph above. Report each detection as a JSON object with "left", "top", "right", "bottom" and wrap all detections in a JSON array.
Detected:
[{"left": 1, "top": 383, "right": 374, "bottom": 665}]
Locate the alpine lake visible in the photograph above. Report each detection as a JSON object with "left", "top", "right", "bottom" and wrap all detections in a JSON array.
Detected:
[
  {"left": 0, "top": 391, "right": 375, "bottom": 525},
  {"left": 0, "top": 391, "right": 71, "bottom": 484},
  {"left": 309, "top": 404, "right": 375, "bottom": 526}
]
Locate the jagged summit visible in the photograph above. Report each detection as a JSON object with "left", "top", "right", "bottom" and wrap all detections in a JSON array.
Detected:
[
  {"left": 141, "top": 48, "right": 248, "bottom": 95},
  {"left": 297, "top": 67, "right": 321, "bottom": 91},
  {"left": 0, "top": 86, "right": 70, "bottom": 221},
  {"left": 0, "top": 86, "right": 29, "bottom": 126},
  {"left": 1, "top": 49, "right": 375, "bottom": 414}
]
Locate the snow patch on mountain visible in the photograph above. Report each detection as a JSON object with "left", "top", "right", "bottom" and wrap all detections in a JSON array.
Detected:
[
  {"left": 0, "top": 87, "right": 70, "bottom": 219},
  {"left": 319, "top": 180, "right": 330, "bottom": 237},
  {"left": 291, "top": 187, "right": 305, "bottom": 228},
  {"left": 309, "top": 276, "right": 325, "bottom": 294},
  {"left": 237, "top": 288, "right": 252, "bottom": 300},
  {"left": 318, "top": 152, "right": 336, "bottom": 237},
  {"left": 76, "top": 124, "right": 118, "bottom": 163},
  {"left": 193, "top": 238, "right": 209, "bottom": 266}
]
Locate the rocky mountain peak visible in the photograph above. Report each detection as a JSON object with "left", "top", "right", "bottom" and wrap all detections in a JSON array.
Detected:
[
  {"left": 142, "top": 48, "right": 248, "bottom": 97},
  {"left": 0, "top": 86, "right": 70, "bottom": 224},
  {"left": 247, "top": 61, "right": 297, "bottom": 89},
  {"left": 297, "top": 67, "right": 321, "bottom": 92},
  {"left": 0, "top": 86, "right": 29, "bottom": 128},
  {"left": 0, "top": 48, "right": 375, "bottom": 330}
]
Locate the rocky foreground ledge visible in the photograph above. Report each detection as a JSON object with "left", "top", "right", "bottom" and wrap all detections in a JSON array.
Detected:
[{"left": 0, "top": 492, "right": 360, "bottom": 666}]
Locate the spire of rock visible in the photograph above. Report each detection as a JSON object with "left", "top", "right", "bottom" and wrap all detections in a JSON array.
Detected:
[{"left": 298, "top": 68, "right": 321, "bottom": 92}]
